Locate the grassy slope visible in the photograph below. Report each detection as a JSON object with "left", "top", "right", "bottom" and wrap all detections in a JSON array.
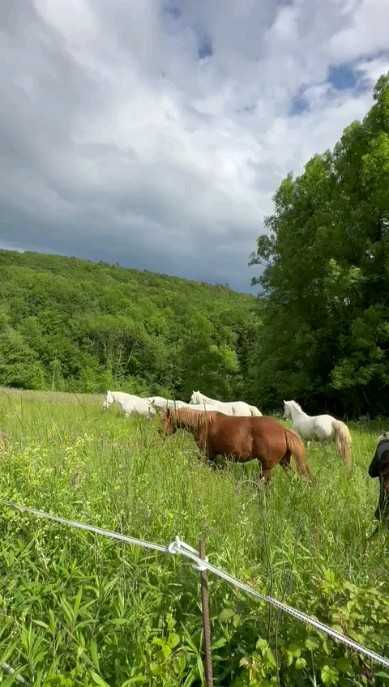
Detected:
[{"left": 0, "top": 390, "right": 388, "bottom": 686}]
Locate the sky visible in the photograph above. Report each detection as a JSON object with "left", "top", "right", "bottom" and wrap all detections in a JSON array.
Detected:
[{"left": 1, "top": 1, "right": 389, "bottom": 292}]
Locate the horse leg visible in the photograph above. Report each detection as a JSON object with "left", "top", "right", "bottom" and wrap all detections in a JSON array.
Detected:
[
  {"left": 196, "top": 429, "right": 210, "bottom": 463},
  {"left": 375, "top": 475, "right": 389, "bottom": 522},
  {"left": 200, "top": 442, "right": 216, "bottom": 466},
  {"left": 258, "top": 466, "right": 272, "bottom": 486},
  {"left": 202, "top": 444, "right": 217, "bottom": 467},
  {"left": 280, "top": 451, "right": 292, "bottom": 472},
  {"left": 198, "top": 447, "right": 209, "bottom": 463},
  {"left": 208, "top": 454, "right": 222, "bottom": 469}
]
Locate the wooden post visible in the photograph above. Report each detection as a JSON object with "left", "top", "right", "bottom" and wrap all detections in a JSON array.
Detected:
[{"left": 199, "top": 539, "right": 213, "bottom": 687}]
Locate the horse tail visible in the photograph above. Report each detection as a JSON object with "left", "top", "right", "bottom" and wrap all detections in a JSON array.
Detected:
[
  {"left": 332, "top": 420, "right": 352, "bottom": 470},
  {"left": 285, "top": 429, "right": 312, "bottom": 480},
  {"left": 250, "top": 405, "right": 262, "bottom": 416}
]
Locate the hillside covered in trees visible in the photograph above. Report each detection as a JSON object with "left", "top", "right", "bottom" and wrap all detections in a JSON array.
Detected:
[
  {"left": 0, "top": 250, "right": 261, "bottom": 402},
  {"left": 251, "top": 73, "right": 389, "bottom": 416}
]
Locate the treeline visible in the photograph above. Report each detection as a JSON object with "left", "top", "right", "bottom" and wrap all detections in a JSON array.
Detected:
[
  {"left": 251, "top": 73, "right": 389, "bottom": 416},
  {"left": 0, "top": 250, "right": 261, "bottom": 403}
]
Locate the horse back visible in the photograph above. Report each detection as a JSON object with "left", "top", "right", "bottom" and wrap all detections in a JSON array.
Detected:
[
  {"left": 207, "top": 415, "right": 286, "bottom": 457},
  {"left": 210, "top": 414, "right": 284, "bottom": 431}
]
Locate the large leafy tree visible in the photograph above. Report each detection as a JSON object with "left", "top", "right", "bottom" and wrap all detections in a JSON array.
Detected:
[{"left": 251, "top": 74, "right": 389, "bottom": 415}]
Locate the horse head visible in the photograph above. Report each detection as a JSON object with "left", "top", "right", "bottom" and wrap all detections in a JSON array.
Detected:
[
  {"left": 283, "top": 400, "right": 302, "bottom": 419},
  {"left": 283, "top": 400, "right": 291, "bottom": 419},
  {"left": 190, "top": 390, "right": 200, "bottom": 404}
]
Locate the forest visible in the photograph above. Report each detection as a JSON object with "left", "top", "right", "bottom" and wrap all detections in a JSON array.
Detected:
[
  {"left": 0, "top": 249, "right": 261, "bottom": 403},
  {"left": 251, "top": 73, "right": 389, "bottom": 416}
]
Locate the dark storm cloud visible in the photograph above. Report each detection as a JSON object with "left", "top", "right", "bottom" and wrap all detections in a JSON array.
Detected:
[{"left": 0, "top": 0, "right": 387, "bottom": 291}]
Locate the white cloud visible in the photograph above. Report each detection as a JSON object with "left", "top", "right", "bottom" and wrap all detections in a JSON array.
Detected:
[
  {"left": 0, "top": 0, "right": 388, "bottom": 290},
  {"left": 356, "top": 56, "right": 389, "bottom": 87},
  {"left": 328, "top": 0, "right": 389, "bottom": 62}
]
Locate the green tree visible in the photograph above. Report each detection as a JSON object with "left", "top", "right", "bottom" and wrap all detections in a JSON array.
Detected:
[
  {"left": 178, "top": 313, "right": 240, "bottom": 400},
  {"left": 251, "top": 72, "right": 389, "bottom": 415},
  {"left": 0, "top": 324, "right": 45, "bottom": 389}
]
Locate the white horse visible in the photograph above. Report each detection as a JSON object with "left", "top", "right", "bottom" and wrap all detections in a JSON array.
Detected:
[
  {"left": 148, "top": 396, "right": 187, "bottom": 412},
  {"left": 149, "top": 398, "right": 224, "bottom": 416},
  {"left": 174, "top": 402, "right": 225, "bottom": 413},
  {"left": 189, "top": 390, "right": 262, "bottom": 417},
  {"left": 103, "top": 391, "right": 155, "bottom": 417},
  {"left": 283, "top": 400, "right": 352, "bottom": 469}
]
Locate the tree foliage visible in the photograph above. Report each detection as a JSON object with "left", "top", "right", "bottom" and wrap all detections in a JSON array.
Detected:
[
  {"left": 251, "top": 73, "right": 389, "bottom": 415},
  {"left": 0, "top": 250, "right": 262, "bottom": 402}
]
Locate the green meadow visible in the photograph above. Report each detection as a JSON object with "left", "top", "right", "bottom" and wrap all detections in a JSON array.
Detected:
[{"left": 0, "top": 390, "right": 388, "bottom": 686}]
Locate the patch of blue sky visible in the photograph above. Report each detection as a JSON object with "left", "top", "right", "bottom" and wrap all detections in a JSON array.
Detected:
[
  {"left": 328, "top": 63, "right": 358, "bottom": 90},
  {"left": 289, "top": 62, "right": 363, "bottom": 116},
  {"left": 289, "top": 92, "right": 309, "bottom": 116}
]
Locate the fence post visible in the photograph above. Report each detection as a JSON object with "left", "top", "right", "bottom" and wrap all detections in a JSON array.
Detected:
[{"left": 199, "top": 539, "right": 213, "bottom": 687}]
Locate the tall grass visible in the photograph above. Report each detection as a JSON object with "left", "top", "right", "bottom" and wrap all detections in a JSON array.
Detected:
[{"left": 0, "top": 390, "right": 388, "bottom": 686}]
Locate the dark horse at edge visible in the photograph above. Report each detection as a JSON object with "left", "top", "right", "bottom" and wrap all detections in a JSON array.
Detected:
[{"left": 369, "top": 432, "right": 389, "bottom": 525}]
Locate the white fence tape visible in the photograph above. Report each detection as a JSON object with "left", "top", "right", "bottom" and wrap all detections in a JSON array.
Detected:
[
  {"left": 2, "top": 500, "right": 389, "bottom": 670},
  {"left": 4, "top": 501, "right": 168, "bottom": 553},
  {"left": 169, "top": 537, "right": 389, "bottom": 669}
]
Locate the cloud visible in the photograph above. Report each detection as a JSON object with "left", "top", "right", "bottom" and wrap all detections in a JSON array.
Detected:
[{"left": 0, "top": 0, "right": 388, "bottom": 291}]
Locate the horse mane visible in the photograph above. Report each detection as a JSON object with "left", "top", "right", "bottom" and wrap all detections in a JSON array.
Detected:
[
  {"left": 170, "top": 407, "right": 214, "bottom": 431},
  {"left": 288, "top": 400, "right": 303, "bottom": 412},
  {"left": 176, "top": 408, "right": 211, "bottom": 429}
]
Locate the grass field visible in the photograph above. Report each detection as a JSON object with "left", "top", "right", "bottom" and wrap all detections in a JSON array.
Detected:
[{"left": 0, "top": 389, "right": 388, "bottom": 686}]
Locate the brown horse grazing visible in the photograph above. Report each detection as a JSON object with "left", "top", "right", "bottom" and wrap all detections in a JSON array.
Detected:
[{"left": 161, "top": 407, "right": 312, "bottom": 482}]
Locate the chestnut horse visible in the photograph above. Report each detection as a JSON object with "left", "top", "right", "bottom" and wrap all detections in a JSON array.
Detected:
[{"left": 161, "top": 408, "right": 312, "bottom": 482}]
